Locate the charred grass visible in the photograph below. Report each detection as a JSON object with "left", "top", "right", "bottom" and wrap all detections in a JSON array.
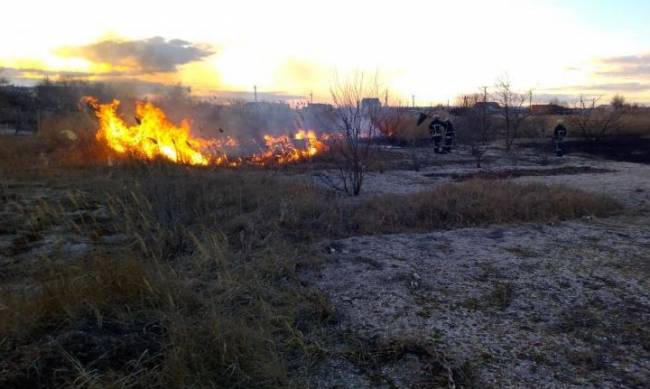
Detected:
[{"left": 0, "top": 146, "right": 624, "bottom": 388}]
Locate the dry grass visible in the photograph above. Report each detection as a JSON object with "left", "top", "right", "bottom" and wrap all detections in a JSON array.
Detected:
[
  {"left": 1, "top": 162, "right": 340, "bottom": 388},
  {"left": 0, "top": 256, "right": 175, "bottom": 342},
  {"left": 0, "top": 134, "right": 624, "bottom": 387},
  {"left": 348, "top": 180, "right": 622, "bottom": 235},
  {"left": 619, "top": 110, "right": 650, "bottom": 136}
]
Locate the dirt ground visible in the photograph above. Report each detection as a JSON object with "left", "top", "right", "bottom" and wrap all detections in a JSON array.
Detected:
[
  {"left": 301, "top": 145, "right": 650, "bottom": 388},
  {"left": 2, "top": 143, "right": 649, "bottom": 388}
]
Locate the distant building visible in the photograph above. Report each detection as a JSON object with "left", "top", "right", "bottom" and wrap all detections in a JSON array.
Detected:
[
  {"left": 361, "top": 98, "right": 381, "bottom": 113},
  {"left": 244, "top": 101, "right": 290, "bottom": 111},
  {"left": 530, "top": 104, "right": 569, "bottom": 115},
  {"left": 473, "top": 101, "right": 501, "bottom": 113},
  {"left": 304, "top": 103, "right": 333, "bottom": 112}
]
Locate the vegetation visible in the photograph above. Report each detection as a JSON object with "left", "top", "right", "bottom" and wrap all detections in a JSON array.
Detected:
[
  {"left": 493, "top": 77, "right": 532, "bottom": 152},
  {"left": 325, "top": 73, "right": 380, "bottom": 196},
  {"left": 0, "top": 94, "right": 633, "bottom": 388},
  {"left": 0, "top": 139, "right": 624, "bottom": 387},
  {"left": 567, "top": 95, "right": 628, "bottom": 142},
  {"left": 455, "top": 91, "right": 495, "bottom": 168}
]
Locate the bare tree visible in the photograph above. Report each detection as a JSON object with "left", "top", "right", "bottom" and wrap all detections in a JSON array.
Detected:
[
  {"left": 456, "top": 91, "right": 494, "bottom": 168},
  {"left": 0, "top": 68, "right": 8, "bottom": 86},
  {"left": 610, "top": 94, "right": 626, "bottom": 110},
  {"left": 567, "top": 95, "right": 627, "bottom": 142},
  {"left": 494, "top": 77, "right": 531, "bottom": 152},
  {"left": 323, "top": 73, "right": 379, "bottom": 196}
]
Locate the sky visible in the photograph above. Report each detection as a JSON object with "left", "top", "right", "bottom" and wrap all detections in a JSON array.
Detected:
[{"left": 1, "top": 0, "right": 649, "bottom": 104}]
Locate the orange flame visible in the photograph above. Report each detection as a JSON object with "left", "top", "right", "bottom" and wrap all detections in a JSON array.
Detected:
[
  {"left": 85, "top": 97, "right": 212, "bottom": 165},
  {"left": 84, "top": 97, "right": 329, "bottom": 166},
  {"left": 250, "top": 130, "right": 328, "bottom": 165}
]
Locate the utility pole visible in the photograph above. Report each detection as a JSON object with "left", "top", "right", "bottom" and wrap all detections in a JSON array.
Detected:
[
  {"left": 480, "top": 86, "right": 488, "bottom": 138},
  {"left": 254, "top": 85, "right": 258, "bottom": 102},
  {"left": 411, "top": 94, "right": 415, "bottom": 108},
  {"left": 310, "top": 91, "right": 313, "bottom": 104},
  {"left": 384, "top": 90, "right": 388, "bottom": 107}
]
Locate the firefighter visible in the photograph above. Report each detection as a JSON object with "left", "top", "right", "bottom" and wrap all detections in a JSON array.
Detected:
[
  {"left": 442, "top": 120, "right": 455, "bottom": 153},
  {"left": 553, "top": 123, "right": 568, "bottom": 156},
  {"left": 429, "top": 117, "right": 446, "bottom": 153}
]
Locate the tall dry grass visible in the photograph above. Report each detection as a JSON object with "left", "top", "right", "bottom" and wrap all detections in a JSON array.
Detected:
[
  {"left": 0, "top": 256, "right": 176, "bottom": 342},
  {"left": 349, "top": 180, "right": 622, "bottom": 234},
  {"left": 0, "top": 144, "right": 623, "bottom": 387}
]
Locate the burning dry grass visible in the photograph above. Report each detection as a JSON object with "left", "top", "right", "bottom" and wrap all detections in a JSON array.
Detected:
[
  {"left": 84, "top": 97, "right": 331, "bottom": 167},
  {"left": 0, "top": 102, "right": 333, "bottom": 178},
  {"left": 0, "top": 160, "right": 624, "bottom": 387}
]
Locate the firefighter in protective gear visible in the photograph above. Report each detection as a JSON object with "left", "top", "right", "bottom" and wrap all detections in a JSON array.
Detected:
[
  {"left": 429, "top": 117, "right": 446, "bottom": 153},
  {"left": 553, "top": 123, "right": 568, "bottom": 156},
  {"left": 442, "top": 120, "right": 455, "bottom": 153}
]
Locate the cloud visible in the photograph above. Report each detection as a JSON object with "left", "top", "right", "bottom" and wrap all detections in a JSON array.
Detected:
[
  {"left": 56, "top": 36, "right": 215, "bottom": 74},
  {"left": 601, "top": 54, "right": 650, "bottom": 65},
  {"left": 1, "top": 66, "right": 110, "bottom": 79},
  {"left": 598, "top": 65, "right": 650, "bottom": 77},
  {"left": 545, "top": 82, "right": 650, "bottom": 93},
  {"left": 579, "top": 82, "right": 650, "bottom": 92},
  {"left": 596, "top": 53, "right": 650, "bottom": 78}
]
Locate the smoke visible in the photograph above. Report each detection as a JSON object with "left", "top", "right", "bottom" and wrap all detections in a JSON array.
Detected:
[{"left": 56, "top": 37, "right": 215, "bottom": 74}]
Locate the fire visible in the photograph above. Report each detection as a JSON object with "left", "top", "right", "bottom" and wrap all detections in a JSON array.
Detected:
[
  {"left": 251, "top": 130, "right": 328, "bottom": 165},
  {"left": 85, "top": 97, "right": 212, "bottom": 166},
  {"left": 84, "top": 97, "right": 330, "bottom": 166}
]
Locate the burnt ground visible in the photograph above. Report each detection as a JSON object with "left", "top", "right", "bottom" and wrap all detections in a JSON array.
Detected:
[
  {"left": 524, "top": 136, "right": 650, "bottom": 165},
  {"left": 301, "top": 145, "right": 650, "bottom": 388}
]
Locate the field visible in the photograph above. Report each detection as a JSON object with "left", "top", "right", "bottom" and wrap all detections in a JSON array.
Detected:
[{"left": 1, "top": 129, "right": 649, "bottom": 388}]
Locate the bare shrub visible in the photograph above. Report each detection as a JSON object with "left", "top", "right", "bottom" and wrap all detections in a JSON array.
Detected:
[
  {"left": 494, "top": 77, "right": 532, "bottom": 152},
  {"left": 325, "top": 73, "right": 380, "bottom": 196},
  {"left": 567, "top": 95, "right": 627, "bottom": 142},
  {"left": 455, "top": 92, "right": 495, "bottom": 168}
]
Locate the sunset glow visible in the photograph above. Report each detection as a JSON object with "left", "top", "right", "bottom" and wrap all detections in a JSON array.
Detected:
[{"left": 1, "top": 0, "right": 649, "bottom": 103}]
